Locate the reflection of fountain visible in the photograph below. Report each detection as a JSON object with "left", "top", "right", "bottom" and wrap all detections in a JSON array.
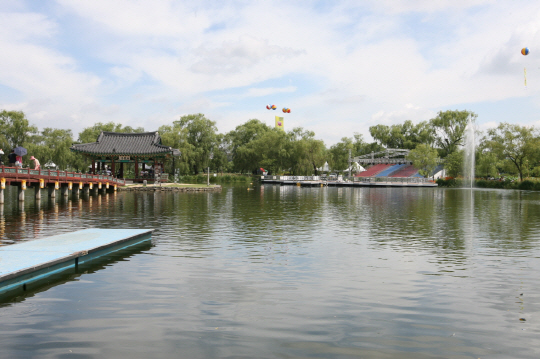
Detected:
[{"left": 463, "top": 116, "right": 476, "bottom": 188}]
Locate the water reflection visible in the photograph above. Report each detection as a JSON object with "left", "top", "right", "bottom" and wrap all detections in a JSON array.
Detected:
[{"left": 0, "top": 185, "right": 539, "bottom": 358}]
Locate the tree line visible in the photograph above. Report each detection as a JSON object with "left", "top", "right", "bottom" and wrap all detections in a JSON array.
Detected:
[{"left": 0, "top": 109, "right": 538, "bottom": 180}]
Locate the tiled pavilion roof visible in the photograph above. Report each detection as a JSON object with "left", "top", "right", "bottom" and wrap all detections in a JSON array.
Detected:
[{"left": 70, "top": 131, "right": 174, "bottom": 157}]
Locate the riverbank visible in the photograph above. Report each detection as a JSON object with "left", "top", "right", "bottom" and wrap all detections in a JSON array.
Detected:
[
  {"left": 119, "top": 183, "right": 222, "bottom": 192},
  {"left": 436, "top": 177, "right": 540, "bottom": 190}
]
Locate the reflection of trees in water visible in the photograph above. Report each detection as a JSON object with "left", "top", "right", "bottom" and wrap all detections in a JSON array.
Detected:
[
  {"left": 218, "top": 185, "right": 327, "bottom": 263},
  {"left": 347, "top": 188, "right": 469, "bottom": 265},
  {"left": 474, "top": 190, "right": 540, "bottom": 250},
  {"left": 347, "top": 188, "right": 540, "bottom": 267},
  {"left": 3, "top": 185, "right": 540, "bottom": 266},
  {"left": 230, "top": 185, "right": 324, "bottom": 239}
]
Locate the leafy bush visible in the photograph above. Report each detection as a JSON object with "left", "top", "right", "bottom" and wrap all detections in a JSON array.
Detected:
[
  {"left": 175, "top": 174, "right": 253, "bottom": 184},
  {"left": 437, "top": 177, "right": 540, "bottom": 190}
]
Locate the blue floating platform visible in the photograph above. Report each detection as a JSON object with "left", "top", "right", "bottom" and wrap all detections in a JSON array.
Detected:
[{"left": 0, "top": 228, "right": 154, "bottom": 296}]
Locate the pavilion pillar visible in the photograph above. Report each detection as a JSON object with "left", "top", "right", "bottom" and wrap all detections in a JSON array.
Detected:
[
  {"left": 120, "top": 162, "right": 124, "bottom": 178},
  {"left": 111, "top": 158, "right": 116, "bottom": 177},
  {"left": 91, "top": 159, "right": 96, "bottom": 174},
  {"left": 135, "top": 158, "right": 139, "bottom": 179}
]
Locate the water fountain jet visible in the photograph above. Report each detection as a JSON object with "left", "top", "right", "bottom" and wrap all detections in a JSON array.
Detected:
[{"left": 463, "top": 116, "right": 476, "bottom": 188}]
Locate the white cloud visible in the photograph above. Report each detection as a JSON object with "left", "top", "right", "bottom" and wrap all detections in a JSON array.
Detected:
[{"left": 1, "top": 1, "right": 540, "bottom": 145}]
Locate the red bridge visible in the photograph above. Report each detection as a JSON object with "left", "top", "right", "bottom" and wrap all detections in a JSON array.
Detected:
[{"left": 0, "top": 166, "right": 126, "bottom": 203}]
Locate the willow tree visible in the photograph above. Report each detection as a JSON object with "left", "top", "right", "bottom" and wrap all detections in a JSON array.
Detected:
[
  {"left": 173, "top": 114, "right": 219, "bottom": 174},
  {"left": 287, "top": 128, "right": 326, "bottom": 175},
  {"left": 27, "top": 128, "right": 77, "bottom": 171},
  {"left": 226, "top": 119, "right": 271, "bottom": 173}
]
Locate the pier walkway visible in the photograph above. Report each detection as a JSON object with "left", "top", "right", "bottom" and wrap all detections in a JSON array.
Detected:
[
  {"left": 0, "top": 166, "right": 126, "bottom": 203},
  {"left": 0, "top": 228, "right": 153, "bottom": 297}
]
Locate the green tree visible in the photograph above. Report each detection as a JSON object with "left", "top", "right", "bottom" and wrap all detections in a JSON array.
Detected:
[
  {"left": 352, "top": 133, "right": 385, "bottom": 156},
  {"left": 27, "top": 128, "right": 77, "bottom": 170},
  {"left": 287, "top": 128, "right": 326, "bottom": 175},
  {"left": 173, "top": 114, "right": 218, "bottom": 174},
  {"left": 407, "top": 144, "right": 439, "bottom": 178},
  {"left": 328, "top": 137, "right": 353, "bottom": 172},
  {"left": 483, "top": 123, "right": 540, "bottom": 181},
  {"left": 476, "top": 150, "right": 499, "bottom": 179},
  {"left": 77, "top": 122, "right": 145, "bottom": 143},
  {"left": 430, "top": 110, "right": 476, "bottom": 157},
  {"left": 159, "top": 122, "right": 193, "bottom": 176},
  {"left": 0, "top": 110, "right": 38, "bottom": 150},
  {"left": 226, "top": 119, "right": 271, "bottom": 173},
  {"left": 369, "top": 120, "right": 434, "bottom": 150},
  {"left": 238, "top": 129, "right": 289, "bottom": 175},
  {"left": 211, "top": 133, "right": 230, "bottom": 174},
  {"left": 443, "top": 149, "right": 464, "bottom": 178}
]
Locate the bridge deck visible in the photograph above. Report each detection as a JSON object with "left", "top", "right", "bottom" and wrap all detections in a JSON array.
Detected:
[{"left": 0, "top": 228, "right": 153, "bottom": 296}]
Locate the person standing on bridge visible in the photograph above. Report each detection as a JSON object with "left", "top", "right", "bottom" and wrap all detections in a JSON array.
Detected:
[
  {"left": 8, "top": 150, "right": 16, "bottom": 166},
  {"left": 15, "top": 154, "right": 23, "bottom": 168},
  {"left": 30, "top": 156, "right": 40, "bottom": 170}
]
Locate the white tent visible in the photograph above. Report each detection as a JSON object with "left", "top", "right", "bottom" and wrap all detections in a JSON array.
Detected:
[
  {"left": 345, "top": 162, "right": 365, "bottom": 172},
  {"left": 317, "top": 161, "right": 330, "bottom": 172}
]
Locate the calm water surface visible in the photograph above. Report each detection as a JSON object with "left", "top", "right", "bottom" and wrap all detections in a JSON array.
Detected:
[{"left": 0, "top": 184, "right": 539, "bottom": 358}]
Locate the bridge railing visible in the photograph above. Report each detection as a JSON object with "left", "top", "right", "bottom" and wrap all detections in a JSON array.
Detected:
[{"left": 0, "top": 167, "right": 126, "bottom": 185}]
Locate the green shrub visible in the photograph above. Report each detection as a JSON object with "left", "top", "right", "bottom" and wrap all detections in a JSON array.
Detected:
[
  {"left": 436, "top": 178, "right": 460, "bottom": 187},
  {"left": 175, "top": 173, "right": 253, "bottom": 184}
]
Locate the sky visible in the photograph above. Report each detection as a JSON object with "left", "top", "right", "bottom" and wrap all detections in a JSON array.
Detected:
[{"left": 1, "top": 1, "right": 540, "bottom": 147}]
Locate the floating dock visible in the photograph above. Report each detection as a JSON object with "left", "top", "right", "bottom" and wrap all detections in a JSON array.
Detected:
[{"left": 0, "top": 228, "right": 153, "bottom": 297}]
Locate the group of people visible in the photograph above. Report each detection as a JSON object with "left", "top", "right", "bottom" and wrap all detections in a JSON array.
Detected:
[{"left": 0, "top": 149, "right": 40, "bottom": 169}]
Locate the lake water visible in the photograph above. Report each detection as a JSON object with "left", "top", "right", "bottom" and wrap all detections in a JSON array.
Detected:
[{"left": 0, "top": 184, "right": 539, "bottom": 358}]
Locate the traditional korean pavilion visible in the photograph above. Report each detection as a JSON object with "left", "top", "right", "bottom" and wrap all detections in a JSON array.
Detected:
[{"left": 70, "top": 131, "right": 179, "bottom": 181}]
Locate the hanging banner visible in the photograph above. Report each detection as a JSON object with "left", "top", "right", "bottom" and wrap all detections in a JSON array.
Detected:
[{"left": 275, "top": 116, "right": 284, "bottom": 131}]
